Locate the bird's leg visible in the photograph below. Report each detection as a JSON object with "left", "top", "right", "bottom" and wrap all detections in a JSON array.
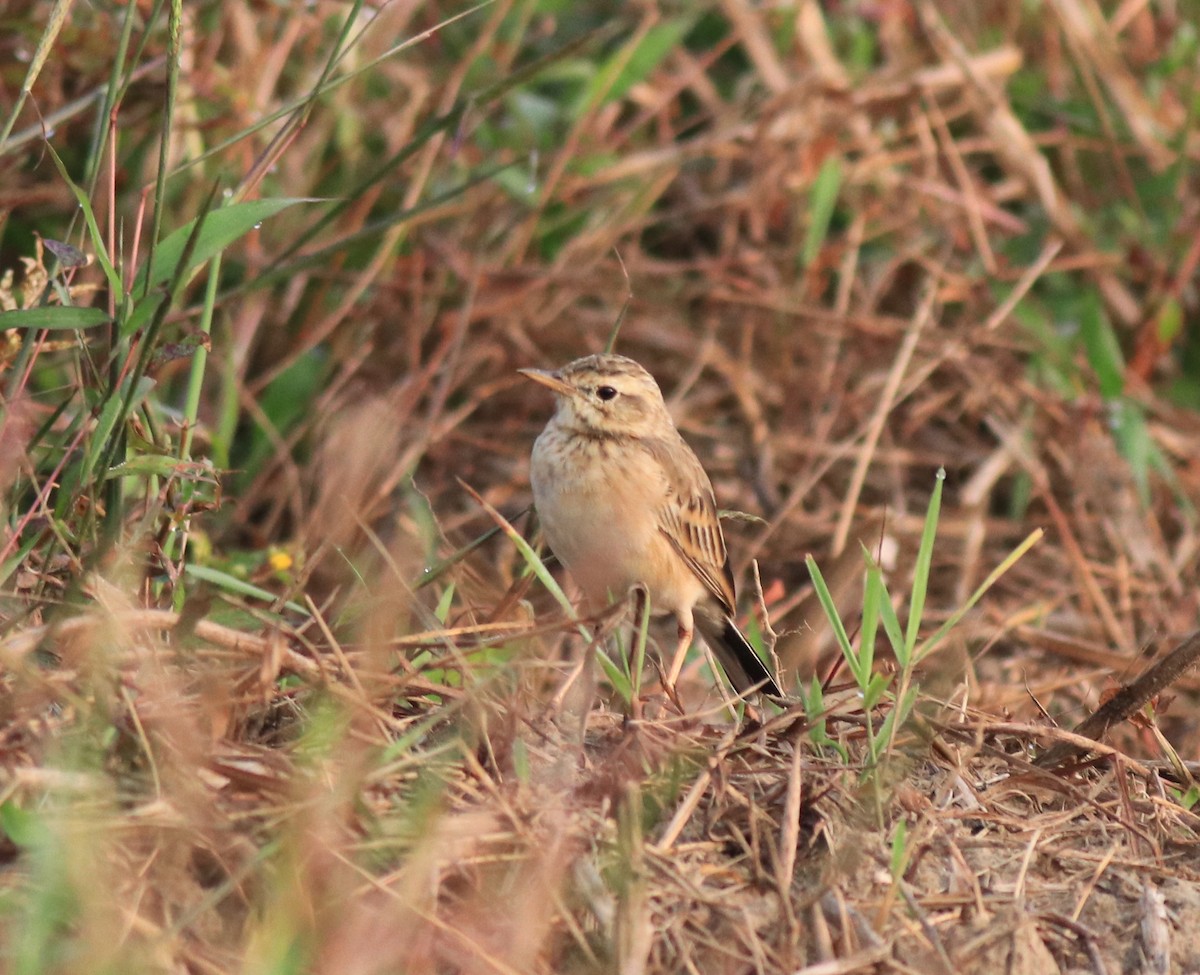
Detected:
[
  {"left": 666, "top": 619, "right": 692, "bottom": 688},
  {"left": 549, "top": 640, "right": 596, "bottom": 745}
]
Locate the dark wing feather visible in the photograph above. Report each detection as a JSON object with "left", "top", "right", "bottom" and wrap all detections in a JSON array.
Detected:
[{"left": 645, "top": 435, "right": 738, "bottom": 614}]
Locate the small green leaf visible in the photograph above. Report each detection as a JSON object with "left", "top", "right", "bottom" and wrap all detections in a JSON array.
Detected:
[
  {"left": 0, "top": 306, "right": 110, "bottom": 330},
  {"left": 1156, "top": 297, "right": 1183, "bottom": 344},
  {"left": 598, "top": 647, "right": 632, "bottom": 703},
  {"left": 0, "top": 801, "right": 44, "bottom": 847},
  {"left": 803, "top": 155, "right": 843, "bottom": 269},
  {"left": 588, "top": 18, "right": 693, "bottom": 108},
  {"left": 1079, "top": 292, "right": 1125, "bottom": 398},
  {"left": 434, "top": 583, "right": 455, "bottom": 624},
  {"left": 512, "top": 738, "right": 531, "bottom": 784},
  {"left": 889, "top": 817, "right": 909, "bottom": 879},
  {"left": 863, "top": 672, "right": 891, "bottom": 711},
  {"left": 1111, "top": 399, "right": 1154, "bottom": 506},
  {"left": 872, "top": 685, "right": 918, "bottom": 760},
  {"left": 878, "top": 590, "right": 906, "bottom": 666},
  {"left": 861, "top": 543, "right": 907, "bottom": 664}
]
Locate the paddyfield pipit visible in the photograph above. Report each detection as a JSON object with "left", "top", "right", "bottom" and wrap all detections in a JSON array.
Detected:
[{"left": 520, "top": 353, "right": 782, "bottom": 698}]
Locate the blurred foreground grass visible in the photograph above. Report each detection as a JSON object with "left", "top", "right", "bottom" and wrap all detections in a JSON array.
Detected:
[{"left": 1, "top": 1, "right": 1199, "bottom": 972}]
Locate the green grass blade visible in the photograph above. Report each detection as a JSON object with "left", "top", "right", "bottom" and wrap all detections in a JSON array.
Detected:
[
  {"left": 0, "top": 0, "right": 75, "bottom": 146},
  {"left": 179, "top": 249, "right": 220, "bottom": 462},
  {"left": 585, "top": 18, "right": 692, "bottom": 108},
  {"left": 457, "top": 481, "right": 590, "bottom": 641},
  {"left": 876, "top": 684, "right": 918, "bottom": 761},
  {"left": 630, "top": 588, "right": 650, "bottom": 700},
  {"left": 904, "top": 468, "right": 944, "bottom": 659},
  {"left": 861, "top": 543, "right": 907, "bottom": 663},
  {"left": 803, "top": 156, "right": 843, "bottom": 269},
  {"left": 43, "top": 142, "right": 122, "bottom": 296},
  {"left": 854, "top": 562, "right": 882, "bottom": 689},
  {"left": 140, "top": 0, "right": 183, "bottom": 302},
  {"left": 78, "top": 0, "right": 142, "bottom": 195},
  {"left": 1079, "top": 291, "right": 1125, "bottom": 399},
  {"left": 0, "top": 532, "right": 47, "bottom": 591},
  {"left": 75, "top": 375, "right": 155, "bottom": 493},
  {"left": 183, "top": 564, "right": 309, "bottom": 616},
  {"left": 598, "top": 643, "right": 633, "bottom": 704},
  {"left": 805, "top": 554, "right": 855, "bottom": 660},
  {"left": 914, "top": 528, "right": 1044, "bottom": 664}
]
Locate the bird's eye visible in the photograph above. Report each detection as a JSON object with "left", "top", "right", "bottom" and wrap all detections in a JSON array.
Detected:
[{"left": 596, "top": 385, "right": 618, "bottom": 401}]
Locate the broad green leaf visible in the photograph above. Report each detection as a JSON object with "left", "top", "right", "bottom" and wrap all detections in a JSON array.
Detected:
[
  {"left": 134, "top": 198, "right": 309, "bottom": 296},
  {"left": 0, "top": 306, "right": 109, "bottom": 330},
  {"left": 123, "top": 198, "right": 311, "bottom": 336}
]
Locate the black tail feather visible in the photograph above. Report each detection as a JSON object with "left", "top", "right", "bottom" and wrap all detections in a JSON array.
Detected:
[{"left": 694, "top": 611, "right": 782, "bottom": 698}]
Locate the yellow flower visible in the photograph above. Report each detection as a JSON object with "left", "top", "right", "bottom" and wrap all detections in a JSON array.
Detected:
[{"left": 268, "top": 550, "right": 294, "bottom": 572}]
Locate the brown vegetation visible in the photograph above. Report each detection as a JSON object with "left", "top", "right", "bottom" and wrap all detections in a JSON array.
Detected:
[{"left": 1, "top": 0, "right": 1199, "bottom": 972}]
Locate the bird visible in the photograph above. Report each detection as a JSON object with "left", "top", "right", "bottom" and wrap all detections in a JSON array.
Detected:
[{"left": 519, "top": 352, "right": 782, "bottom": 699}]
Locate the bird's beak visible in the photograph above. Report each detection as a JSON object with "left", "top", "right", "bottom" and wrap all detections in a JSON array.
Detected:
[{"left": 518, "top": 367, "right": 574, "bottom": 397}]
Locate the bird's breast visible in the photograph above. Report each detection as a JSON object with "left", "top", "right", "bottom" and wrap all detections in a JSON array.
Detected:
[{"left": 529, "top": 427, "right": 696, "bottom": 612}]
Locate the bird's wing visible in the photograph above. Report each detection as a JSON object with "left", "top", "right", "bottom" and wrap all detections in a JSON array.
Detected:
[{"left": 646, "top": 435, "right": 738, "bottom": 615}]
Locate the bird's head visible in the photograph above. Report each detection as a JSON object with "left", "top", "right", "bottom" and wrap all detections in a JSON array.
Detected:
[{"left": 519, "top": 353, "right": 670, "bottom": 439}]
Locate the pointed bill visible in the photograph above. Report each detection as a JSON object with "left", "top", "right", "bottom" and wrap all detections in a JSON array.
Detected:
[{"left": 518, "top": 367, "right": 575, "bottom": 396}]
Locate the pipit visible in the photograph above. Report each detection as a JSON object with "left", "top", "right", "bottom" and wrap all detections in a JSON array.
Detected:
[{"left": 520, "top": 353, "right": 782, "bottom": 699}]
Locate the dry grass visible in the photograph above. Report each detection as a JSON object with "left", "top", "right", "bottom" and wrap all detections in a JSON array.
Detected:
[{"left": 2, "top": 1, "right": 1200, "bottom": 972}]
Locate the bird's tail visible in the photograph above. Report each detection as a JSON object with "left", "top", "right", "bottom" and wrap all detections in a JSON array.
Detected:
[{"left": 694, "top": 610, "right": 782, "bottom": 698}]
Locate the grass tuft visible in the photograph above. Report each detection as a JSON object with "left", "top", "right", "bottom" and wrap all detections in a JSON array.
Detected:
[{"left": 1, "top": 0, "right": 1199, "bottom": 971}]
